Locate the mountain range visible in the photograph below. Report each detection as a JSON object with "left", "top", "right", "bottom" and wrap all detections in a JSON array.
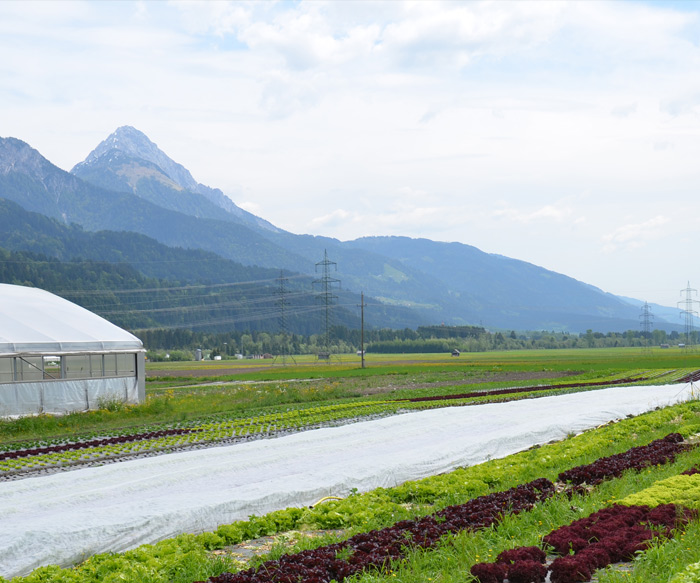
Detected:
[{"left": 0, "top": 126, "right": 682, "bottom": 334}]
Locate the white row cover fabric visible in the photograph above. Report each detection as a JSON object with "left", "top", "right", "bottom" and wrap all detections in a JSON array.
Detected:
[
  {"left": 0, "top": 284, "right": 143, "bottom": 355},
  {"left": 0, "top": 377, "right": 140, "bottom": 417},
  {"left": 0, "top": 382, "right": 696, "bottom": 578}
]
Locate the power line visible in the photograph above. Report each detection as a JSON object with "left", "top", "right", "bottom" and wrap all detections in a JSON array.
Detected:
[
  {"left": 55, "top": 275, "right": 309, "bottom": 296},
  {"left": 133, "top": 304, "right": 325, "bottom": 332},
  {"left": 275, "top": 271, "right": 296, "bottom": 365},
  {"left": 95, "top": 290, "right": 312, "bottom": 316}
]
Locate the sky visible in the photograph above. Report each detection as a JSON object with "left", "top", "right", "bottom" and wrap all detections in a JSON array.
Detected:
[{"left": 1, "top": 0, "right": 700, "bottom": 308}]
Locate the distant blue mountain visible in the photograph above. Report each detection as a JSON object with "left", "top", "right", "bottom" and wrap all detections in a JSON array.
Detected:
[{"left": 0, "top": 129, "right": 680, "bottom": 333}]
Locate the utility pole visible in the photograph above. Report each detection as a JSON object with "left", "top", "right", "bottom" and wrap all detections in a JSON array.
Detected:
[
  {"left": 678, "top": 282, "right": 699, "bottom": 349},
  {"left": 359, "top": 292, "right": 367, "bottom": 369},
  {"left": 313, "top": 250, "right": 340, "bottom": 359}
]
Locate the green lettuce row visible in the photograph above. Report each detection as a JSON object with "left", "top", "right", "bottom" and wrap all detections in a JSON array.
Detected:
[{"left": 622, "top": 474, "right": 700, "bottom": 509}]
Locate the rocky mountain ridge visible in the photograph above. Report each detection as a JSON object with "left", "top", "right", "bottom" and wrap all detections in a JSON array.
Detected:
[{"left": 72, "top": 126, "right": 280, "bottom": 232}]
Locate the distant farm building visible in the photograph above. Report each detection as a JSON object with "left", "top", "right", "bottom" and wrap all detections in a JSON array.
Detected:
[{"left": 0, "top": 284, "right": 145, "bottom": 416}]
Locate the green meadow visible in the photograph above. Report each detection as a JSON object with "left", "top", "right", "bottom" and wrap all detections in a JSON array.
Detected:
[{"left": 2, "top": 346, "right": 699, "bottom": 444}]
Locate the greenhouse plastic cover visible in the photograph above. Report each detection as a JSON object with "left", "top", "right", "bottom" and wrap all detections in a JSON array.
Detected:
[
  {"left": 0, "top": 382, "right": 696, "bottom": 578},
  {"left": 0, "top": 377, "right": 140, "bottom": 416},
  {"left": 0, "top": 284, "right": 143, "bottom": 355}
]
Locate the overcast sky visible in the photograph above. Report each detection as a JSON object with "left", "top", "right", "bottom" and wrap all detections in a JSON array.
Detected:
[{"left": 2, "top": 0, "right": 700, "bottom": 308}]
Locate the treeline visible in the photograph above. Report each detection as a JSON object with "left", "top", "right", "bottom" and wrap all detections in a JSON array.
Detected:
[{"left": 139, "top": 325, "right": 687, "bottom": 359}]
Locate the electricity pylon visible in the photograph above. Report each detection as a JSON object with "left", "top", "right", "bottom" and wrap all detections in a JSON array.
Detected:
[
  {"left": 313, "top": 250, "right": 340, "bottom": 359},
  {"left": 678, "top": 282, "right": 699, "bottom": 349},
  {"left": 639, "top": 301, "right": 653, "bottom": 353}
]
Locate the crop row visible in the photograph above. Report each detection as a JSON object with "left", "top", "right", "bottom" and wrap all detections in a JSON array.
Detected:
[
  {"left": 6, "top": 368, "right": 689, "bottom": 457},
  {"left": 0, "top": 399, "right": 405, "bottom": 454},
  {"left": 15, "top": 373, "right": 685, "bottom": 477},
  {"left": 192, "top": 433, "right": 696, "bottom": 583},
  {"left": 470, "top": 503, "right": 697, "bottom": 583},
  {"left": 621, "top": 473, "right": 700, "bottom": 509},
  {"left": 0, "top": 428, "right": 198, "bottom": 460},
  {"left": 557, "top": 432, "right": 694, "bottom": 486},
  {"left": 0, "top": 401, "right": 408, "bottom": 475},
  {"left": 198, "top": 478, "right": 556, "bottom": 583}
]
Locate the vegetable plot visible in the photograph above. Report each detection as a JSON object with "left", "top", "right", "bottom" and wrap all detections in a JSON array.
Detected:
[
  {"left": 4, "top": 398, "right": 700, "bottom": 583},
  {"left": 468, "top": 433, "right": 700, "bottom": 583},
  {"left": 3, "top": 370, "right": 695, "bottom": 479},
  {"left": 0, "top": 401, "right": 406, "bottom": 477},
  {"left": 198, "top": 479, "right": 556, "bottom": 583},
  {"left": 558, "top": 433, "right": 694, "bottom": 486},
  {"left": 471, "top": 504, "right": 697, "bottom": 583},
  {"left": 196, "top": 433, "right": 696, "bottom": 583}
]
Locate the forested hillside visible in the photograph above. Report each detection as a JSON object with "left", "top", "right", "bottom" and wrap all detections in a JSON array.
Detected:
[{"left": 0, "top": 247, "right": 356, "bottom": 334}]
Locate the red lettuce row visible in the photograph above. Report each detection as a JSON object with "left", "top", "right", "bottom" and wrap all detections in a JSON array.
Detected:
[
  {"left": 196, "top": 478, "right": 555, "bottom": 583},
  {"left": 558, "top": 433, "right": 694, "bottom": 486},
  {"left": 678, "top": 370, "right": 700, "bottom": 383},
  {"left": 0, "top": 427, "right": 199, "bottom": 460},
  {"left": 471, "top": 503, "right": 697, "bottom": 583}
]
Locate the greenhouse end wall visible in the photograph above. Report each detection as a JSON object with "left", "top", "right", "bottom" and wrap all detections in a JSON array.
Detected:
[{"left": 0, "top": 352, "right": 145, "bottom": 416}]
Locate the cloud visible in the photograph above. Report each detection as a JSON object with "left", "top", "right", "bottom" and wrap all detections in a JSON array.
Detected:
[
  {"left": 309, "top": 208, "right": 354, "bottom": 230},
  {"left": 378, "top": 1, "right": 563, "bottom": 70},
  {"left": 493, "top": 203, "right": 575, "bottom": 224},
  {"left": 653, "top": 140, "right": 674, "bottom": 151},
  {"left": 601, "top": 215, "right": 670, "bottom": 253},
  {"left": 611, "top": 103, "right": 637, "bottom": 118},
  {"left": 3, "top": 0, "right": 700, "bottom": 306},
  {"left": 307, "top": 202, "right": 448, "bottom": 240},
  {"left": 660, "top": 95, "right": 700, "bottom": 117}
]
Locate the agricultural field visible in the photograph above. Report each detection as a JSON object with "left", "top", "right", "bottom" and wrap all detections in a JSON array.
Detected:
[{"left": 2, "top": 347, "right": 700, "bottom": 583}]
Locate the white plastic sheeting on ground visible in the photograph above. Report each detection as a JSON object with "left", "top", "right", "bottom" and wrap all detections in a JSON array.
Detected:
[{"left": 0, "top": 382, "right": 696, "bottom": 578}]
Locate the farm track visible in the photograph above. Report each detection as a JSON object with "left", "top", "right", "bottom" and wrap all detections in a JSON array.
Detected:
[
  {"left": 405, "top": 374, "right": 652, "bottom": 403},
  {"left": 405, "top": 369, "right": 700, "bottom": 403}
]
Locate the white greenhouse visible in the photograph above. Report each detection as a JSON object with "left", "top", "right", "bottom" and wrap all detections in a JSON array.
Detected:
[{"left": 0, "top": 284, "right": 145, "bottom": 416}]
